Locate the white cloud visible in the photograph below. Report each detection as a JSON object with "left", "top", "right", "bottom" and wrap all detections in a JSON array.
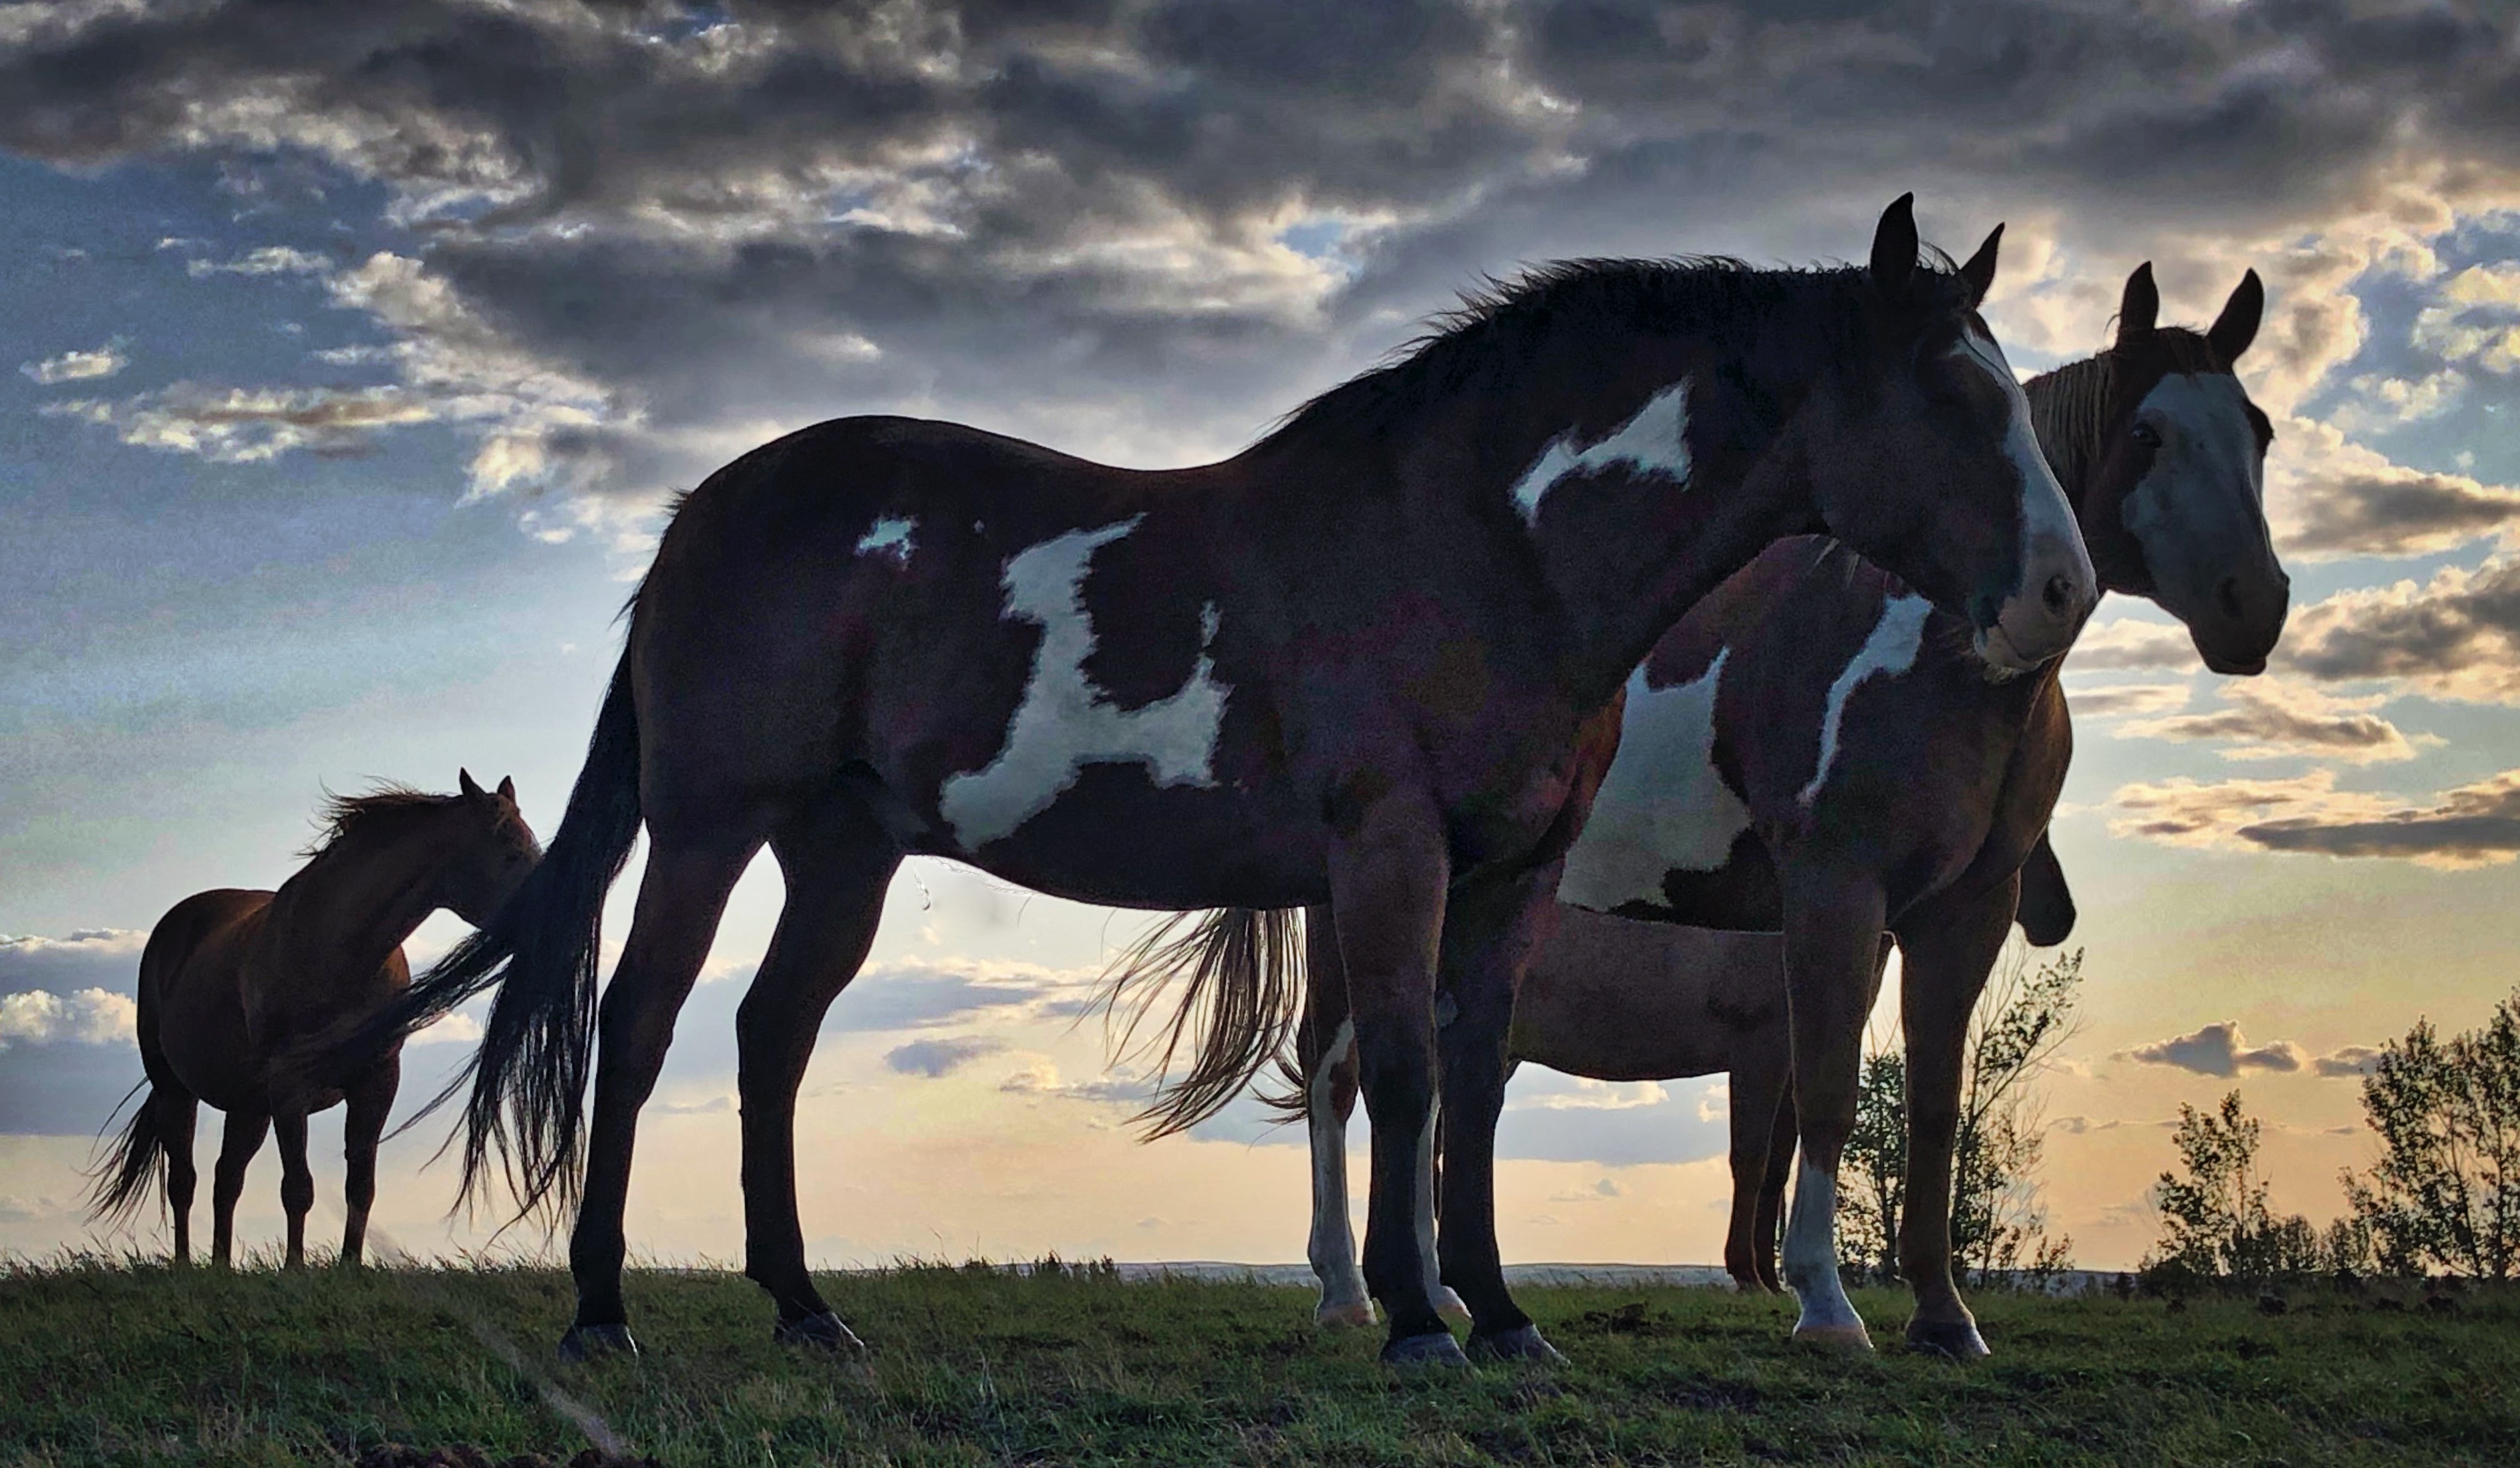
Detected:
[
  {"left": 19, "top": 339, "right": 128, "bottom": 384},
  {"left": 2121, "top": 1022, "right": 2306, "bottom": 1077},
  {"left": 186, "top": 245, "right": 333, "bottom": 279},
  {"left": 408, "top": 1012, "right": 484, "bottom": 1046},
  {"left": 0, "top": 987, "right": 138, "bottom": 1048},
  {"left": 2412, "top": 261, "right": 2520, "bottom": 374},
  {"left": 2113, "top": 679, "right": 2435, "bottom": 764}
]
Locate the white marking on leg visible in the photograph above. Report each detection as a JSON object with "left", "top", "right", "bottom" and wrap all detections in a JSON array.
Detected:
[
  {"left": 1511, "top": 380, "right": 1693, "bottom": 525},
  {"left": 1308, "top": 1020, "right": 1372, "bottom": 1324},
  {"left": 1782, "top": 1154, "right": 1866, "bottom": 1338},
  {"left": 854, "top": 515, "right": 917, "bottom": 565},
  {"left": 1415, "top": 1091, "right": 1448, "bottom": 1318},
  {"left": 1559, "top": 653, "right": 1748, "bottom": 911},
  {"left": 939, "top": 517, "right": 1231, "bottom": 848},
  {"left": 1797, "top": 593, "right": 1933, "bottom": 806}
]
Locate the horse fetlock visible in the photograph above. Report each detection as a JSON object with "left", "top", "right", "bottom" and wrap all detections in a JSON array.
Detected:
[
  {"left": 1790, "top": 1319, "right": 1876, "bottom": 1352},
  {"left": 773, "top": 1310, "right": 866, "bottom": 1353},
  {"left": 1436, "top": 1285, "right": 1472, "bottom": 1322},
  {"left": 1315, "top": 1296, "right": 1378, "bottom": 1330},
  {"left": 1466, "top": 1324, "right": 1566, "bottom": 1366},
  {"left": 1905, "top": 1313, "right": 1990, "bottom": 1360},
  {"left": 557, "top": 1322, "right": 641, "bottom": 1362}
]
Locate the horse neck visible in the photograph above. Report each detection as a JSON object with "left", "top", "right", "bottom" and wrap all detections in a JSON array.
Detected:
[
  {"left": 2024, "top": 353, "right": 2116, "bottom": 524},
  {"left": 265, "top": 817, "right": 450, "bottom": 984}
]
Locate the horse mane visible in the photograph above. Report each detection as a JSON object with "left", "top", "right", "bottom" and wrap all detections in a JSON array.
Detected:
[
  {"left": 1254, "top": 249, "right": 1971, "bottom": 455},
  {"left": 298, "top": 784, "right": 462, "bottom": 861}
]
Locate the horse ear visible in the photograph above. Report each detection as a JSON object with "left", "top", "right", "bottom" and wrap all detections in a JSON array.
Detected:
[
  {"left": 2209, "top": 268, "right": 2264, "bottom": 364},
  {"left": 459, "top": 768, "right": 485, "bottom": 802},
  {"left": 1869, "top": 192, "right": 1918, "bottom": 305},
  {"left": 1957, "top": 223, "right": 2002, "bottom": 308},
  {"left": 2116, "top": 262, "right": 2159, "bottom": 350},
  {"left": 496, "top": 775, "right": 516, "bottom": 802}
]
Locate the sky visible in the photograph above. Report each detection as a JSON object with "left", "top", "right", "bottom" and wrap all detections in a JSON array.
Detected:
[{"left": 5, "top": 0, "right": 2520, "bottom": 1280}]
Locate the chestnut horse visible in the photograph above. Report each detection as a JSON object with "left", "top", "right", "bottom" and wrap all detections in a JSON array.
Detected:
[
  {"left": 1275, "top": 263, "right": 2279, "bottom": 1355},
  {"left": 90, "top": 774, "right": 538, "bottom": 1266},
  {"left": 340, "top": 196, "right": 2092, "bottom": 1366}
]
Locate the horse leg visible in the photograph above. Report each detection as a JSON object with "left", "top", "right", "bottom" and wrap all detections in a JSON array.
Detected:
[
  {"left": 1302, "top": 907, "right": 1374, "bottom": 1329},
  {"left": 740, "top": 801, "right": 901, "bottom": 1348},
  {"left": 158, "top": 1087, "right": 200, "bottom": 1266},
  {"left": 1756, "top": 1088, "right": 1798, "bottom": 1294},
  {"left": 338, "top": 1054, "right": 398, "bottom": 1268},
  {"left": 271, "top": 1107, "right": 314, "bottom": 1268},
  {"left": 1778, "top": 869, "right": 1887, "bottom": 1349},
  {"left": 1436, "top": 865, "right": 1560, "bottom": 1363},
  {"left": 1724, "top": 1046, "right": 1789, "bottom": 1294},
  {"left": 1327, "top": 790, "right": 1458, "bottom": 1366},
  {"left": 210, "top": 1108, "right": 268, "bottom": 1268},
  {"left": 1893, "top": 876, "right": 2017, "bottom": 1360},
  {"left": 565, "top": 836, "right": 758, "bottom": 1358}
]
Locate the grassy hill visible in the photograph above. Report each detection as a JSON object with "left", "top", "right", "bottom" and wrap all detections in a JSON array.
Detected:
[{"left": 3, "top": 1257, "right": 2514, "bottom": 1466}]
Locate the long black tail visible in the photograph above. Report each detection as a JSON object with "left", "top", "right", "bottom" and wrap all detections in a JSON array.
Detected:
[
  {"left": 86, "top": 1081, "right": 165, "bottom": 1228},
  {"left": 1097, "top": 907, "right": 1306, "bottom": 1139},
  {"left": 327, "top": 645, "right": 645, "bottom": 1224}
]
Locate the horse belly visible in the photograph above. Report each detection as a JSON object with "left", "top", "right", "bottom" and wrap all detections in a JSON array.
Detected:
[
  {"left": 937, "top": 772, "right": 1325, "bottom": 910},
  {"left": 1511, "top": 905, "right": 1778, "bottom": 1081}
]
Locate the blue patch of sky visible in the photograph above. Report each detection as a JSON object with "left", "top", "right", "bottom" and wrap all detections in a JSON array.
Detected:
[{"left": 1276, "top": 216, "right": 1363, "bottom": 281}]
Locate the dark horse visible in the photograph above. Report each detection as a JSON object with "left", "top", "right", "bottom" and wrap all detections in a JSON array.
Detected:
[
  {"left": 90, "top": 774, "right": 538, "bottom": 1266},
  {"left": 342, "top": 196, "right": 2094, "bottom": 1366},
  {"left": 1273, "top": 263, "right": 2279, "bottom": 1356}
]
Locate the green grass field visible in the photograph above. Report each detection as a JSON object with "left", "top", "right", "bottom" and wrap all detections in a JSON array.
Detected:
[{"left": 3, "top": 1258, "right": 2514, "bottom": 1467}]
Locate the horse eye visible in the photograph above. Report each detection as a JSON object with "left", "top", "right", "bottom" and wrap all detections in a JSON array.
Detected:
[{"left": 2131, "top": 422, "right": 2162, "bottom": 449}]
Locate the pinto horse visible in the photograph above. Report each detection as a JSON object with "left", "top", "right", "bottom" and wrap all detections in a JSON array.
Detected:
[
  {"left": 340, "top": 195, "right": 2094, "bottom": 1367},
  {"left": 1274, "top": 263, "right": 2281, "bottom": 1356},
  {"left": 90, "top": 775, "right": 538, "bottom": 1267}
]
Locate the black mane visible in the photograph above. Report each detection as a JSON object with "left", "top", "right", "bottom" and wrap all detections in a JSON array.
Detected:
[
  {"left": 1255, "top": 250, "right": 1973, "bottom": 454},
  {"left": 300, "top": 784, "right": 461, "bottom": 860}
]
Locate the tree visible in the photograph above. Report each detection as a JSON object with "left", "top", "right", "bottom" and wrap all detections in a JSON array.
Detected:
[
  {"left": 1839, "top": 942, "right": 2080, "bottom": 1283},
  {"left": 2342, "top": 992, "right": 2520, "bottom": 1280},
  {"left": 1951, "top": 945, "right": 2080, "bottom": 1280},
  {"left": 2147, "top": 1090, "right": 2327, "bottom": 1280}
]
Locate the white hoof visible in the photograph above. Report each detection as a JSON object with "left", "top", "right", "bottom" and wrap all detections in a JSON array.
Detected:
[{"left": 1790, "top": 1320, "right": 1875, "bottom": 1351}]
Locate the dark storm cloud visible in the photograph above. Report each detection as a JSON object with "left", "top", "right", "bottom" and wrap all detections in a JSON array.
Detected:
[
  {"left": 2239, "top": 770, "right": 2520, "bottom": 863},
  {"left": 2285, "top": 460, "right": 2520, "bottom": 560},
  {"left": 7, "top": 1, "right": 2520, "bottom": 517}
]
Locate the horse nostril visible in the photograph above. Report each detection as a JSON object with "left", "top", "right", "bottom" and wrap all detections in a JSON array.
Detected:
[
  {"left": 2043, "top": 573, "right": 2076, "bottom": 621},
  {"left": 2216, "top": 575, "right": 2245, "bottom": 622}
]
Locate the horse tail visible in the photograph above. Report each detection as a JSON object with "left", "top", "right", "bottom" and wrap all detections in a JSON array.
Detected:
[
  {"left": 1097, "top": 907, "right": 1306, "bottom": 1139},
  {"left": 86, "top": 1080, "right": 166, "bottom": 1228},
  {"left": 334, "top": 643, "right": 645, "bottom": 1223}
]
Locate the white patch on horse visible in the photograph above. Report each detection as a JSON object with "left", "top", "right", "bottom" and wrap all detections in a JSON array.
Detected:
[
  {"left": 1955, "top": 327, "right": 2079, "bottom": 563},
  {"left": 1559, "top": 653, "right": 1748, "bottom": 911},
  {"left": 855, "top": 515, "right": 917, "bottom": 565},
  {"left": 1798, "top": 593, "right": 1934, "bottom": 806},
  {"left": 939, "top": 517, "right": 1231, "bottom": 849},
  {"left": 1511, "top": 379, "right": 1693, "bottom": 525},
  {"left": 2124, "top": 374, "right": 2269, "bottom": 589},
  {"left": 1782, "top": 1154, "right": 1866, "bottom": 1338},
  {"left": 1414, "top": 1091, "right": 1446, "bottom": 1316},
  {"left": 1308, "top": 1019, "right": 1370, "bottom": 1324}
]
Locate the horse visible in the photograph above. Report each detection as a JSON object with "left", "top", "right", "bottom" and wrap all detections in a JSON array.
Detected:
[
  {"left": 1272, "top": 263, "right": 2281, "bottom": 1356},
  {"left": 335, "top": 194, "right": 2095, "bottom": 1368},
  {"left": 88, "top": 774, "right": 539, "bottom": 1268}
]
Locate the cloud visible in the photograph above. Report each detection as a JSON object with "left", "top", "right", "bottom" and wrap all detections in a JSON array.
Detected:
[
  {"left": 2276, "top": 558, "right": 2520, "bottom": 705},
  {"left": 2313, "top": 1045, "right": 2384, "bottom": 1078},
  {"left": 2271, "top": 415, "right": 2520, "bottom": 562},
  {"left": 997, "top": 1060, "right": 1158, "bottom": 1107},
  {"left": 2122, "top": 1022, "right": 2306, "bottom": 1077},
  {"left": 184, "top": 245, "right": 333, "bottom": 278},
  {"left": 0, "top": 929, "right": 147, "bottom": 996},
  {"left": 19, "top": 339, "right": 128, "bottom": 384},
  {"left": 824, "top": 956, "right": 1098, "bottom": 1033},
  {"left": 883, "top": 1034, "right": 1010, "bottom": 1078},
  {"left": 2412, "top": 261, "right": 2520, "bottom": 374},
  {"left": 1507, "top": 1077, "right": 1671, "bottom": 1113},
  {"left": 2113, "top": 679, "right": 2434, "bottom": 764},
  {"left": 0, "top": 987, "right": 137, "bottom": 1049},
  {"left": 2105, "top": 766, "right": 2520, "bottom": 868},
  {"left": 2068, "top": 682, "right": 2193, "bottom": 720},
  {"left": 408, "top": 1011, "right": 482, "bottom": 1046},
  {"left": 2068, "top": 620, "right": 2199, "bottom": 673},
  {"left": 45, "top": 383, "right": 438, "bottom": 463}
]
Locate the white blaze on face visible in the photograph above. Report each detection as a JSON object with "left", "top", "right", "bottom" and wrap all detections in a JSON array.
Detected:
[
  {"left": 1308, "top": 1020, "right": 1369, "bottom": 1316},
  {"left": 856, "top": 515, "right": 917, "bottom": 565},
  {"left": 2123, "top": 373, "right": 2272, "bottom": 607},
  {"left": 1559, "top": 654, "right": 1750, "bottom": 911},
  {"left": 1956, "top": 326, "right": 2082, "bottom": 567},
  {"left": 1511, "top": 380, "right": 1693, "bottom": 525},
  {"left": 939, "top": 517, "right": 1231, "bottom": 849},
  {"left": 1798, "top": 592, "right": 1933, "bottom": 806},
  {"left": 1782, "top": 1154, "right": 1865, "bottom": 1335}
]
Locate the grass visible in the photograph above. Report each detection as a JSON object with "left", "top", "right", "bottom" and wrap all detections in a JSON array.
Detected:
[{"left": 2, "top": 1257, "right": 2515, "bottom": 1467}]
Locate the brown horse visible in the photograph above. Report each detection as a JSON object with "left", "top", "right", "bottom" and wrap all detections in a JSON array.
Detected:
[
  {"left": 339, "top": 195, "right": 2094, "bottom": 1367},
  {"left": 1275, "top": 263, "right": 2279, "bottom": 1355},
  {"left": 90, "top": 774, "right": 538, "bottom": 1267}
]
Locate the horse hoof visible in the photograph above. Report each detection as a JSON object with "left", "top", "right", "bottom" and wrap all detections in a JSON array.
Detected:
[
  {"left": 1381, "top": 1330, "right": 1470, "bottom": 1368},
  {"left": 1467, "top": 1324, "right": 1566, "bottom": 1365},
  {"left": 1315, "top": 1300, "right": 1378, "bottom": 1330},
  {"left": 1436, "top": 1287, "right": 1472, "bottom": 1322},
  {"left": 1905, "top": 1318, "right": 1990, "bottom": 1360},
  {"left": 557, "top": 1323, "right": 640, "bottom": 1362},
  {"left": 774, "top": 1310, "right": 866, "bottom": 1352},
  {"left": 1790, "top": 1322, "right": 1875, "bottom": 1352}
]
